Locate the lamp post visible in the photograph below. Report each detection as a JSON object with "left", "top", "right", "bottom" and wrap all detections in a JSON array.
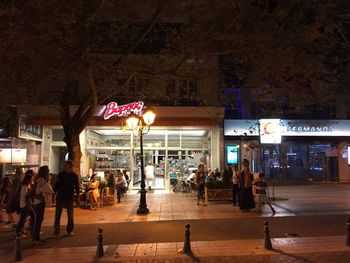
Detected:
[{"left": 125, "top": 108, "right": 156, "bottom": 214}]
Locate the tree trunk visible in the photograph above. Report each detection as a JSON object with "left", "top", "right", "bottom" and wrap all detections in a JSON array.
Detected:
[{"left": 64, "top": 134, "right": 82, "bottom": 176}]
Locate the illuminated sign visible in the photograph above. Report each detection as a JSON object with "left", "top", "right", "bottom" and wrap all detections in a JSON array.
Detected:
[
  {"left": 260, "top": 119, "right": 282, "bottom": 144},
  {"left": 224, "top": 120, "right": 350, "bottom": 137},
  {"left": 226, "top": 145, "right": 238, "bottom": 165},
  {"left": 103, "top": 101, "right": 144, "bottom": 120},
  {"left": 0, "top": 148, "right": 27, "bottom": 163}
]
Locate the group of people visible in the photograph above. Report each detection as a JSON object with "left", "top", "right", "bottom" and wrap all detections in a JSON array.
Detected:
[
  {"left": 84, "top": 169, "right": 128, "bottom": 209},
  {"left": 0, "top": 160, "right": 81, "bottom": 244},
  {"left": 0, "top": 165, "right": 55, "bottom": 244},
  {"left": 193, "top": 160, "right": 275, "bottom": 214},
  {"left": 231, "top": 159, "right": 275, "bottom": 214}
]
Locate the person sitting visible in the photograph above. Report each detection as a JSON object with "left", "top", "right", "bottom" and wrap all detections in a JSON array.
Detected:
[
  {"left": 214, "top": 168, "right": 221, "bottom": 180},
  {"left": 169, "top": 169, "right": 178, "bottom": 192},
  {"left": 115, "top": 171, "right": 127, "bottom": 203},
  {"left": 87, "top": 173, "right": 100, "bottom": 210}
]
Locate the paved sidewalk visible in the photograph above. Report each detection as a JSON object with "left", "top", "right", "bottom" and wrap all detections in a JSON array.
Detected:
[
  {"left": 2, "top": 236, "right": 350, "bottom": 262},
  {"left": 2, "top": 184, "right": 349, "bottom": 229},
  {"left": 24, "top": 184, "right": 350, "bottom": 227}
]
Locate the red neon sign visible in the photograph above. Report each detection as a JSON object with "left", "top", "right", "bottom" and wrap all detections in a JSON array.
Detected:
[{"left": 103, "top": 101, "right": 144, "bottom": 120}]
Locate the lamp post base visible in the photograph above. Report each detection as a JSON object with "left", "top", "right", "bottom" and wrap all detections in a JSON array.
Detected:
[
  {"left": 137, "top": 189, "right": 149, "bottom": 215},
  {"left": 137, "top": 207, "right": 149, "bottom": 215}
]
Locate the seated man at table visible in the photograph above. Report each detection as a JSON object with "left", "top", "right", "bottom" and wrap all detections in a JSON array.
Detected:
[{"left": 169, "top": 169, "right": 178, "bottom": 192}]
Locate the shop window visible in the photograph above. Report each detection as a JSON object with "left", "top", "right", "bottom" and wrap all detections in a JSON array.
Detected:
[
  {"left": 285, "top": 144, "right": 307, "bottom": 180},
  {"left": 142, "top": 132, "right": 165, "bottom": 148},
  {"left": 168, "top": 132, "right": 180, "bottom": 148},
  {"left": 52, "top": 129, "right": 65, "bottom": 141},
  {"left": 88, "top": 130, "right": 131, "bottom": 147},
  {"left": 263, "top": 145, "right": 281, "bottom": 179},
  {"left": 309, "top": 144, "right": 338, "bottom": 181},
  {"left": 181, "top": 131, "right": 208, "bottom": 149},
  {"left": 90, "top": 149, "right": 131, "bottom": 175}
]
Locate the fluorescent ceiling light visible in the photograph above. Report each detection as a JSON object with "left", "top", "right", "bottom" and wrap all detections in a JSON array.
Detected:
[
  {"left": 92, "top": 130, "right": 130, "bottom": 136},
  {"left": 92, "top": 129, "right": 206, "bottom": 136}
]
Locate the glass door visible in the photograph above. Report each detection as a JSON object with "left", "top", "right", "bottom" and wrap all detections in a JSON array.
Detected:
[{"left": 309, "top": 144, "right": 332, "bottom": 181}]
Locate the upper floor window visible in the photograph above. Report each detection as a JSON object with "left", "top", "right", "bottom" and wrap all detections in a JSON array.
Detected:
[
  {"left": 127, "top": 78, "right": 150, "bottom": 94},
  {"left": 165, "top": 79, "right": 198, "bottom": 98}
]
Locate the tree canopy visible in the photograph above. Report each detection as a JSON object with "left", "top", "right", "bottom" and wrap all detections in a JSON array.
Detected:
[{"left": 0, "top": 0, "right": 348, "bottom": 173}]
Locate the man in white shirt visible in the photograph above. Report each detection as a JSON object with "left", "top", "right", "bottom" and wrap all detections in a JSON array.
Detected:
[{"left": 144, "top": 162, "right": 155, "bottom": 190}]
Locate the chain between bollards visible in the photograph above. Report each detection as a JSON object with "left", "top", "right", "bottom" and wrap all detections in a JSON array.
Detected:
[
  {"left": 179, "top": 223, "right": 192, "bottom": 254},
  {"left": 264, "top": 221, "right": 273, "bottom": 250},
  {"left": 96, "top": 228, "right": 104, "bottom": 257},
  {"left": 14, "top": 235, "right": 23, "bottom": 262},
  {"left": 346, "top": 217, "right": 350, "bottom": 246}
]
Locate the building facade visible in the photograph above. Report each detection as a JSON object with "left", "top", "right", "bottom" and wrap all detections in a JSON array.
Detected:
[
  {"left": 224, "top": 119, "right": 350, "bottom": 182},
  {"left": 21, "top": 105, "right": 224, "bottom": 189}
]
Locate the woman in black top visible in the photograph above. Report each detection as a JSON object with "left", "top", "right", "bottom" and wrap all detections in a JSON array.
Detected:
[
  {"left": 239, "top": 159, "right": 255, "bottom": 211},
  {"left": 196, "top": 164, "right": 207, "bottom": 206}
]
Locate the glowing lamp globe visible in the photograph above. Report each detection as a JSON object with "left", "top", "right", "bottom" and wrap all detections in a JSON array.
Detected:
[
  {"left": 142, "top": 108, "right": 156, "bottom": 126},
  {"left": 126, "top": 114, "right": 139, "bottom": 129}
]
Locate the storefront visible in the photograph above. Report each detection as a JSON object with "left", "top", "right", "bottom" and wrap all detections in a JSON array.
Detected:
[
  {"left": 0, "top": 116, "right": 43, "bottom": 177},
  {"left": 33, "top": 105, "right": 224, "bottom": 189},
  {"left": 224, "top": 119, "right": 350, "bottom": 182}
]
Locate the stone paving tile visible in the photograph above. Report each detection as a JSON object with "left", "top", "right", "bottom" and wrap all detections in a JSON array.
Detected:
[{"left": 2, "top": 241, "right": 350, "bottom": 263}]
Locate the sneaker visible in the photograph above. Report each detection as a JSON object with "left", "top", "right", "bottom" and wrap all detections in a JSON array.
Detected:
[
  {"left": 66, "top": 232, "right": 75, "bottom": 237},
  {"left": 53, "top": 233, "right": 60, "bottom": 239}
]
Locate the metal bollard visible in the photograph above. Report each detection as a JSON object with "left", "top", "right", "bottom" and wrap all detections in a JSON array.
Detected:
[
  {"left": 346, "top": 217, "right": 350, "bottom": 246},
  {"left": 264, "top": 221, "right": 273, "bottom": 250},
  {"left": 96, "top": 228, "right": 104, "bottom": 257},
  {"left": 14, "top": 235, "right": 23, "bottom": 262},
  {"left": 182, "top": 224, "right": 192, "bottom": 254}
]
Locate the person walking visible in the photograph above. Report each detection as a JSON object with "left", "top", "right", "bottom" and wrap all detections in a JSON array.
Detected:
[
  {"left": 239, "top": 159, "right": 255, "bottom": 212},
  {"left": 196, "top": 164, "right": 207, "bottom": 206},
  {"left": 231, "top": 165, "right": 240, "bottom": 206},
  {"left": 33, "top": 166, "right": 54, "bottom": 243},
  {"left": 15, "top": 170, "right": 36, "bottom": 242},
  {"left": 53, "top": 160, "right": 80, "bottom": 237},
  {"left": 6, "top": 168, "right": 22, "bottom": 229},
  {"left": 144, "top": 161, "right": 155, "bottom": 190},
  {"left": 0, "top": 177, "right": 16, "bottom": 226}
]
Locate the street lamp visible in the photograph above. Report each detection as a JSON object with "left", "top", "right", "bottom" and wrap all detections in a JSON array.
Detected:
[{"left": 125, "top": 107, "right": 156, "bottom": 214}]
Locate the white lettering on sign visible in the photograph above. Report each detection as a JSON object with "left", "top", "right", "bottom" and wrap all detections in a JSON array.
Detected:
[
  {"left": 287, "top": 126, "right": 333, "bottom": 133},
  {"left": 103, "top": 101, "right": 144, "bottom": 120}
]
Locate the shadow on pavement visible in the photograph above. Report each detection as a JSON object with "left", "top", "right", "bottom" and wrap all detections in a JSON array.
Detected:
[{"left": 272, "top": 248, "right": 314, "bottom": 263}]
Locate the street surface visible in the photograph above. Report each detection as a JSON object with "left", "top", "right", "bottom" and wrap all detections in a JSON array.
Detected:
[{"left": 1, "top": 184, "right": 350, "bottom": 262}]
